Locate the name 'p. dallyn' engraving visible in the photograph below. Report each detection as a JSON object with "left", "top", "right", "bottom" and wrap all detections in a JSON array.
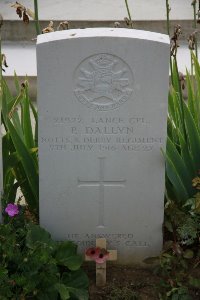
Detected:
[
  {"left": 74, "top": 53, "right": 134, "bottom": 111},
  {"left": 40, "top": 114, "right": 163, "bottom": 152}
]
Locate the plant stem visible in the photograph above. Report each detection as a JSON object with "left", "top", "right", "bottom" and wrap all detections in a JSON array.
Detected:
[
  {"left": 191, "top": 50, "right": 194, "bottom": 78},
  {"left": 0, "top": 32, "right": 2, "bottom": 84},
  {"left": 166, "top": 0, "right": 170, "bottom": 36},
  {"left": 192, "top": 0, "right": 198, "bottom": 57},
  {"left": 166, "top": 0, "right": 173, "bottom": 84},
  {"left": 34, "top": 0, "right": 40, "bottom": 35},
  {"left": 124, "top": 0, "right": 133, "bottom": 28},
  {"left": 174, "top": 54, "right": 187, "bottom": 141},
  {"left": 0, "top": 15, "right": 3, "bottom": 224}
]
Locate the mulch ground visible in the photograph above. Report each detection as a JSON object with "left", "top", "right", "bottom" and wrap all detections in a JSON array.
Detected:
[{"left": 84, "top": 264, "right": 200, "bottom": 300}]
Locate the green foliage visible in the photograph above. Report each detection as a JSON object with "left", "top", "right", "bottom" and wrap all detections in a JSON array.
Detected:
[
  {"left": 158, "top": 252, "right": 200, "bottom": 299},
  {"left": 176, "top": 216, "right": 199, "bottom": 246},
  {"left": 1, "top": 77, "right": 39, "bottom": 217},
  {"left": 166, "top": 54, "right": 200, "bottom": 203},
  {"left": 0, "top": 216, "right": 89, "bottom": 300},
  {"left": 149, "top": 171, "right": 200, "bottom": 300},
  {"left": 165, "top": 198, "right": 200, "bottom": 245},
  {"left": 155, "top": 191, "right": 200, "bottom": 299},
  {"left": 159, "top": 53, "right": 200, "bottom": 298},
  {"left": 165, "top": 286, "right": 192, "bottom": 300},
  {"left": 153, "top": 243, "right": 199, "bottom": 300}
]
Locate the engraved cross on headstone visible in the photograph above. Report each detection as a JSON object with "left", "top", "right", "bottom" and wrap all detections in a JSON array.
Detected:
[{"left": 78, "top": 157, "right": 126, "bottom": 227}]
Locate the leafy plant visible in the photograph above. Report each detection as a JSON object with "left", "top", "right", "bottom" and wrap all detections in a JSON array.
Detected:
[
  {"left": 155, "top": 173, "right": 200, "bottom": 299},
  {"left": 165, "top": 53, "right": 200, "bottom": 204},
  {"left": 1, "top": 77, "right": 39, "bottom": 218},
  {"left": 149, "top": 241, "right": 199, "bottom": 300},
  {"left": 165, "top": 286, "right": 192, "bottom": 300},
  {"left": 0, "top": 211, "right": 88, "bottom": 300}
]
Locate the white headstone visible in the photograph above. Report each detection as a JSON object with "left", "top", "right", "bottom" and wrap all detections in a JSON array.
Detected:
[{"left": 37, "top": 28, "right": 170, "bottom": 264}]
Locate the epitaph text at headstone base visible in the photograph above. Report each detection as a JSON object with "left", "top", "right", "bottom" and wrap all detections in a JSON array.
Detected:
[{"left": 37, "top": 28, "right": 170, "bottom": 264}]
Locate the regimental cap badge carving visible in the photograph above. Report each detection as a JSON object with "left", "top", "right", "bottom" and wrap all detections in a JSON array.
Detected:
[{"left": 74, "top": 53, "right": 134, "bottom": 111}]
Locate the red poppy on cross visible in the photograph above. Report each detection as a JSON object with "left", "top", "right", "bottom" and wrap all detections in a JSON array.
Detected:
[{"left": 85, "top": 238, "right": 117, "bottom": 286}]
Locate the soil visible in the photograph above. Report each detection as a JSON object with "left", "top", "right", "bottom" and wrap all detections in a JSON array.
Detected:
[{"left": 84, "top": 264, "right": 200, "bottom": 300}]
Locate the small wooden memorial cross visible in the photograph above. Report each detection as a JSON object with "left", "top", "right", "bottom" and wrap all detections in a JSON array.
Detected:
[{"left": 85, "top": 238, "right": 117, "bottom": 286}]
